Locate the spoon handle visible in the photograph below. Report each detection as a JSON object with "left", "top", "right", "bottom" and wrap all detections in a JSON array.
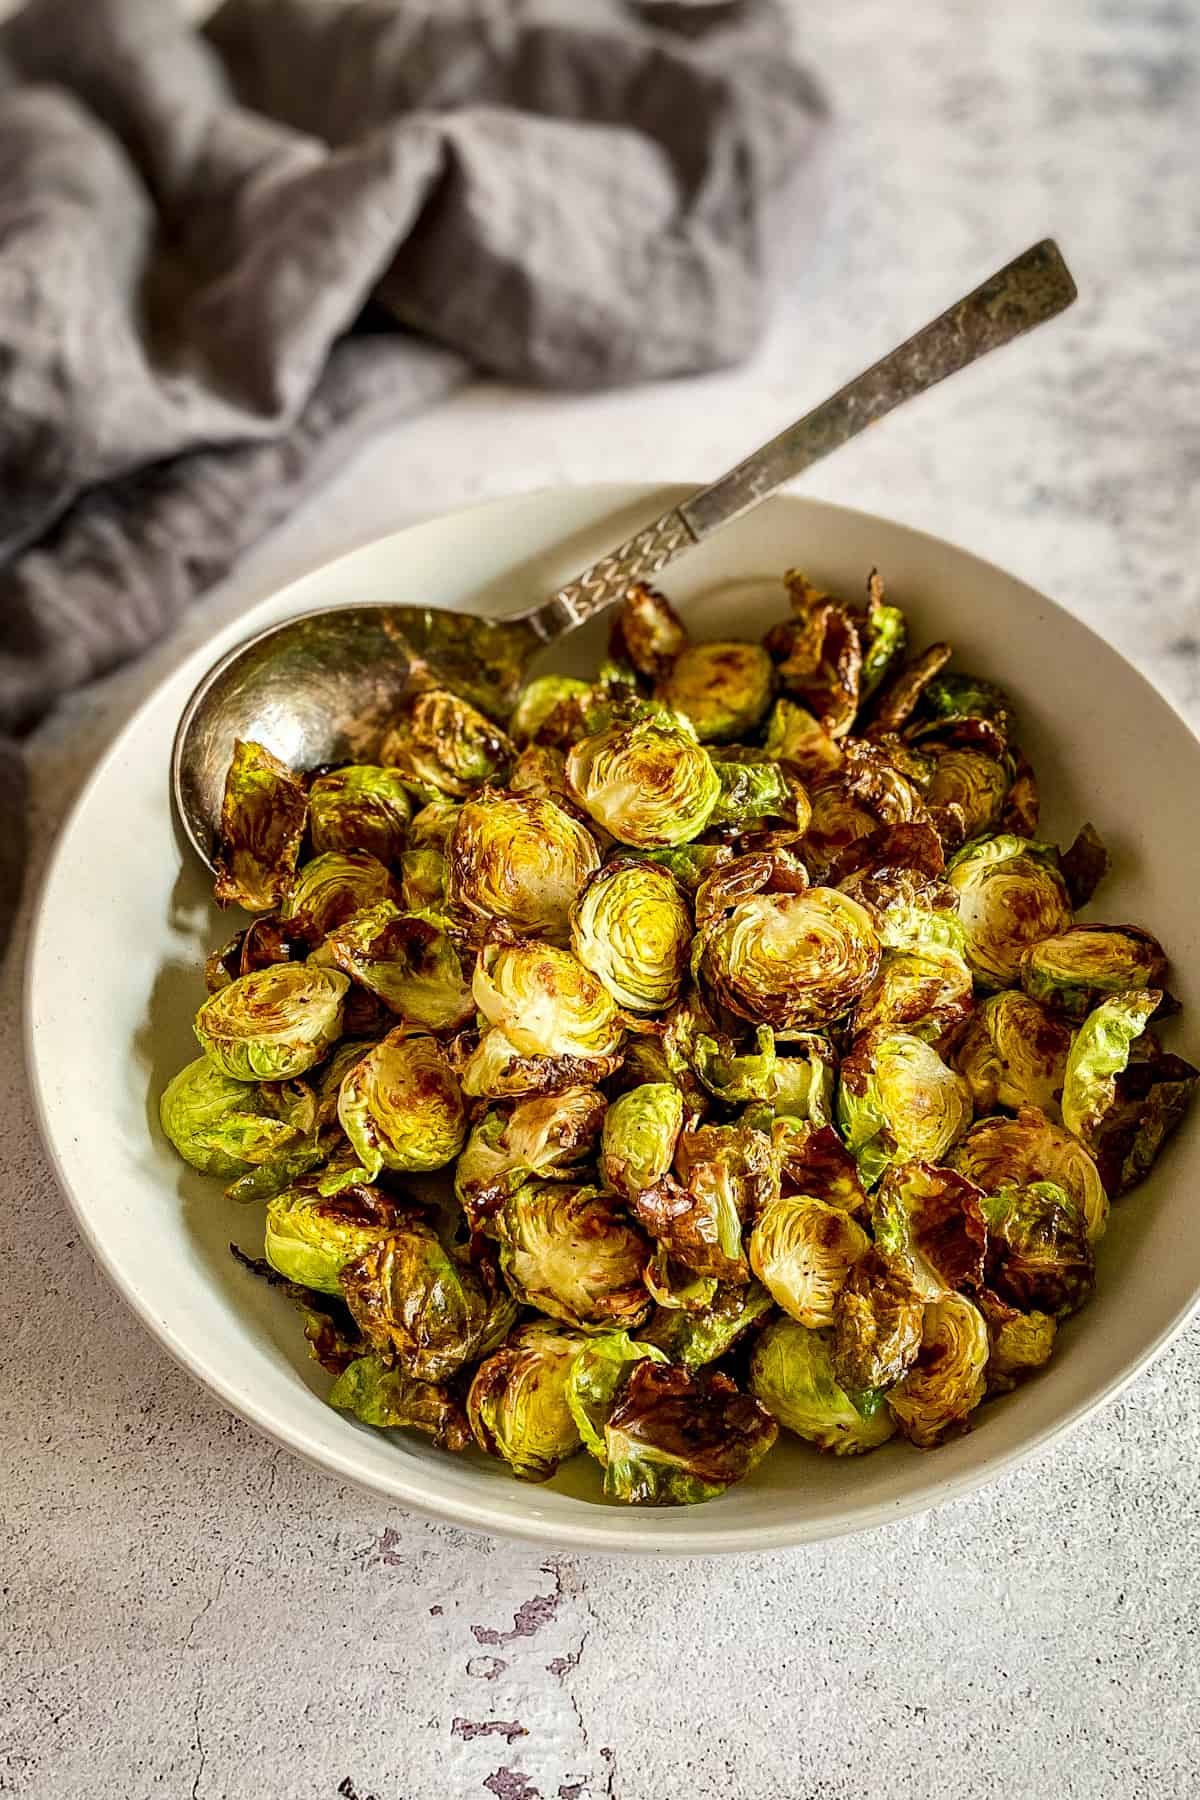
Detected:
[{"left": 531, "top": 239, "right": 1076, "bottom": 640}]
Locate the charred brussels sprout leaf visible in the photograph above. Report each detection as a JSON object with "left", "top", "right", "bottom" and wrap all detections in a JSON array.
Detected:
[
  {"left": 509, "top": 676, "right": 591, "bottom": 747},
  {"left": 565, "top": 1331, "right": 669, "bottom": 1460},
  {"left": 570, "top": 860, "right": 692, "bottom": 1013},
  {"left": 449, "top": 794, "right": 599, "bottom": 941},
  {"left": 980, "top": 1182, "right": 1095, "bottom": 1316},
  {"left": 765, "top": 571, "right": 862, "bottom": 737},
  {"left": 213, "top": 738, "right": 307, "bottom": 913},
  {"left": 946, "top": 836, "right": 1073, "bottom": 989},
  {"left": 837, "top": 1029, "right": 972, "bottom": 1187},
  {"left": 629, "top": 1170, "right": 748, "bottom": 1283},
  {"left": 204, "top": 916, "right": 296, "bottom": 994},
  {"left": 599, "top": 1360, "right": 777, "bottom": 1504},
  {"left": 1082, "top": 1041, "right": 1199, "bottom": 1198},
  {"left": 915, "top": 671, "right": 1014, "bottom": 747},
  {"left": 565, "top": 711, "right": 721, "bottom": 847},
  {"left": 328, "top": 1355, "right": 470, "bottom": 1449},
  {"left": 379, "top": 688, "right": 514, "bottom": 800},
  {"left": 832, "top": 1247, "right": 925, "bottom": 1391},
  {"left": 474, "top": 941, "right": 624, "bottom": 1060},
  {"left": 456, "top": 1026, "right": 624, "bottom": 1102},
  {"left": 775, "top": 1122, "right": 866, "bottom": 1212},
  {"left": 956, "top": 990, "right": 1073, "bottom": 1119},
  {"left": 194, "top": 961, "right": 348, "bottom": 1081},
  {"left": 610, "top": 582, "right": 688, "bottom": 682},
  {"left": 886, "top": 1293, "right": 990, "bottom": 1447},
  {"left": 697, "top": 887, "right": 881, "bottom": 1031},
  {"left": 978, "top": 1289, "right": 1058, "bottom": 1394},
  {"left": 952, "top": 1108, "right": 1108, "bottom": 1241},
  {"left": 870, "top": 1160, "right": 988, "bottom": 1295},
  {"left": 1061, "top": 990, "right": 1159, "bottom": 1143},
  {"left": 642, "top": 1279, "right": 775, "bottom": 1368},
  {"left": 496, "top": 1181, "right": 651, "bottom": 1332},
  {"left": 675, "top": 1119, "right": 780, "bottom": 1226},
  {"left": 750, "top": 1195, "right": 870, "bottom": 1327},
  {"left": 265, "top": 1176, "right": 402, "bottom": 1293},
  {"left": 307, "top": 766, "right": 412, "bottom": 865},
  {"left": 341, "top": 1225, "right": 516, "bottom": 1382},
  {"left": 279, "top": 850, "right": 401, "bottom": 947},
  {"left": 1059, "top": 822, "right": 1110, "bottom": 908},
  {"left": 1020, "top": 924, "right": 1169, "bottom": 1021},
  {"left": 924, "top": 746, "right": 1010, "bottom": 846},
  {"left": 762, "top": 697, "right": 844, "bottom": 783},
  {"left": 456, "top": 1086, "right": 607, "bottom": 1230},
  {"left": 601, "top": 1084, "right": 684, "bottom": 1202},
  {"left": 160, "top": 1056, "right": 306, "bottom": 1177},
  {"left": 654, "top": 640, "right": 774, "bottom": 743},
  {"left": 749, "top": 1317, "right": 896, "bottom": 1455},
  {"left": 468, "top": 1322, "right": 587, "bottom": 1481},
  {"left": 336, "top": 1027, "right": 466, "bottom": 1177},
  {"left": 325, "top": 902, "right": 473, "bottom": 1031}
]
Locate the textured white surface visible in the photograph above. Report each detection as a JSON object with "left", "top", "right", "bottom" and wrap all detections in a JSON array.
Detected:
[{"left": 4, "top": 1, "right": 1200, "bottom": 1795}]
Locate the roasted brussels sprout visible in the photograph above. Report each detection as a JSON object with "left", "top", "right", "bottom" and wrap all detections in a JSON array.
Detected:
[
  {"left": 924, "top": 746, "right": 1009, "bottom": 846},
  {"left": 570, "top": 860, "right": 691, "bottom": 1013},
  {"left": 675, "top": 1118, "right": 779, "bottom": 1225},
  {"left": 977, "top": 1288, "right": 1058, "bottom": 1394},
  {"left": 750, "top": 1194, "right": 869, "bottom": 1327},
  {"left": 496, "top": 1181, "right": 651, "bottom": 1332},
  {"left": 749, "top": 1317, "right": 896, "bottom": 1455},
  {"left": 707, "top": 759, "right": 802, "bottom": 835},
  {"left": 765, "top": 571, "right": 862, "bottom": 737},
  {"left": 565, "top": 711, "right": 721, "bottom": 847},
  {"left": 455, "top": 1085, "right": 607, "bottom": 1229},
  {"left": 774, "top": 1121, "right": 865, "bottom": 1211},
  {"left": 630, "top": 1169, "right": 748, "bottom": 1283},
  {"left": 474, "top": 941, "right": 623, "bottom": 1060},
  {"left": 160, "top": 1056, "right": 307, "bottom": 1176},
  {"left": 832, "top": 1246, "right": 925, "bottom": 1391},
  {"left": 379, "top": 687, "right": 514, "bottom": 800},
  {"left": 859, "top": 568, "right": 908, "bottom": 699},
  {"left": 851, "top": 940, "right": 974, "bottom": 1052},
  {"left": 955, "top": 990, "right": 1073, "bottom": 1119},
  {"left": 870, "top": 641, "right": 953, "bottom": 732},
  {"left": 914, "top": 670, "right": 1013, "bottom": 748},
  {"left": 279, "top": 850, "right": 400, "bottom": 947},
  {"left": 654, "top": 640, "right": 774, "bottom": 743},
  {"left": 601, "top": 1083, "right": 684, "bottom": 1201},
  {"left": 468, "top": 1322, "right": 587, "bottom": 1481},
  {"left": 837, "top": 1029, "right": 972, "bottom": 1187},
  {"left": 213, "top": 738, "right": 307, "bottom": 913},
  {"left": 509, "top": 676, "right": 592, "bottom": 747},
  {"left": 342, "top": 1226, "right": 517, "bottom": 1382},
  {"left": 642, "top": 1279, "right": 775, "bottom": 1367},
  {"left": 448, "top": 793, "right": 599, "bottom": 941},
  {"left": 1077, "top": 1039, "right": 1199, "bottom": 1198},
  {"left": 870, "top": 1160, "right": 988, "bottom": 1295},
  {"left": 325, "top": 902, "right": 473, "bottom": 1031},
  {"left": 693, "top": 846, "right": 809, "bottom": 928},
  {"left": 307, "top": 765, "right": 412, "bottom": 865},
  {"left": 760, "top": 696, "right": 843, "bottom": 786},
  {"left": 564, "top": 1330, "right": 669, "bottom": 1460},
  {"left": 1061, "top": 989, "right": 1159, "bottom": 1143},
  {"left": 1020, "top": 924, "right": 1169, "bottom": 1021},
  {"left": 886, "top": 1293, "right": 990, "bottom": 1447},
  {"left": 610, "top": 582, "right": 687, "bottom": 682},
  {"left": 637, "top": 841, "right": 734, "bottom": 894},
  {"left": 980, "top": 1181, "right": 1094, "bottom": 1316},
  {"left": 953, "top": 1108, "right": 1108, "bottom": 1241},
  {"left": 194, "top": 961, "right": 348, "bottom": 1081},
  {"left": 336, "top": 1027, "right": 466, "bottom": 1177},
  {"left": 595, "top": 1359, "right": 778, "bottom": 1504},
  {"left": 946, "top": 836, "right": 1073, "bottom": 989},
  {"left": 264, "top": 1176, "right": 402, "bottom": 1293},
  {"left": 204, "top": 915, "right": 296, "bottom": 994},
  {"left": 696, "top": 887, "right": 881, "bottom": 1030},
  {"left": 456, "top": 1025, "right": 624, "bottom": 1102},
  {"left": 328, "top": 1355, "right": 470, "bottom": 1449}
]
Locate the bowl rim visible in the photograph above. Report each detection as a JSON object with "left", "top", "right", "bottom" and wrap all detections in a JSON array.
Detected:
[{"left": 24, "top": 481, "right": 1200, "bottom": 1556}]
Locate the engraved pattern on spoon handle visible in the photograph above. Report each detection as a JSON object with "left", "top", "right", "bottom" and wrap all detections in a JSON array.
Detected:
[{"left": 529, "top": 507, "right": 699, "bottom": 639}]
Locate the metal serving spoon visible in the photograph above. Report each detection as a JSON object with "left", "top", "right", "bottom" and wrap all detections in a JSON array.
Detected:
[{"left": 172, "top": 239, "right": 1076, "bottom": 870}]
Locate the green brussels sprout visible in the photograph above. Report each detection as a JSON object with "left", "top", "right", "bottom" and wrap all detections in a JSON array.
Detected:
[
  {"left": 696, "top": 887, "right": 881, "bottom": 1030},
  {"left": 887, "top": 1294, "right": 990, "bottom": 1447},
  {"left": 448, "top": 793, "right": 600, "bottom": 941},
  {"left": 837, "top": 1028, "right": 972, "bottom": 1187},
  {"left": 508, "top": 743, "right": 573, "bottom": 807},
  {"left": 328, "top": 1354, "right": 470, "bottom": 1450},
  {"left": 706, "top": 759, "right": 801, "bottom": 834},
  {"left": 595, "top": 1359, "right": 778, "bottom": 1504},
  {"left": 870, "top": 1160, "right": 988, "bottom": 1295},
  {"left": 279, "top": 849, "right": 401, "bottom": 947},
  {"left": 398, "top": 846, "right": 447, "bottom": 914},
  {"left": 408, "top": 797, "right": 461, "bottom": 851},
  {"left": 570, "top": 860, "right": 692, "bottom": 1013},
  {"left": 642, "top": 1279, "right": 776, "bottom": 1368},
  {"left": 952, "top": 1107, "right": 1108, "bottom": 1241},
  {"left": 496, "top": 1180, "right": 651, "bottom": 1332},
  {"left": 775, "top": 1121, "right": 866, "bottom": 1212},
  {"left": 455, "top": 1085, "right": 607, "bottom": 1229},
  {"left": 468, "top": 1321, "right": 587, "bottom": 1481},
  {"left": 565, "top": 1330, "right": 669, "bottom": 1460},
  {"left": 946, "top": 836, "right": 1073, "bottom": 990},
  {"left": 601, "top": 1083, "right": 684, "bottom": 1201},
  {"left": 610, "top": 581, "right": 688, "bottom": 682},
  {"left": 324, "top": 902, "right": 474, "bottom": 1031},
  {"left": 870, "top": 641, "right": 953, "bottom": 732},
  {"left": 749, "top": 1317, "right": 896, "bottom": 1455},
  {"left": 194, "top": 960, "right": 348, "bottom": 1081},
  {"left": 977, "top": 1288, "right": 1058, "bottom": 1395},
  {"left": 831, "top": 1246, "right": 925, "bottom": 1391},
  {"left": 689, "top": 1024, "right": 778, "bottom": 1106},
  {"left": 636, "top": 841, "right": 734, "bottom": 894},
  {"left": 859, "top": 568, "right": 908, "bottom": 699},
  {"left": 159, "top": 1056, "right": 307, "bottom": 1177},
  {"left": 924, "top": 746, "right": 1010, "bottom": 846},
  {"left": 1061, "top": 989, "right": 1159, "bottom": 1144},
  {"left": 307, "top": 765, "right": 413, "bottom": 865},
  {"left": 379, "top": 687, "right": 514, "bottom": 800},
  {"left": 336, "top": 1027, "right": 466, "bottom": 1177},
  {"left": 473, "top": 941, "right": 624, "bottom": 1060},
  {"left": 654, "top": 640, "right": 774, "bottom": 743},
  {"left": 204, "top": 916, "right": 296, "bottom": 993},
  {"left": 1020, "top": 924, "right": 1169, "bottom": 1021},
  {"left": 213, "top": 738, "right": 307, "bottom": 913},
  {"left": 764, "top": 571, "right": 862, "bottom": 737},
  {"left": 980, "top": 1181, "right": 1095, "bottom": 1316},
  {"left": 955, "top": 990, "right": 1073, "bottom": 1119},
  {"left": 565, "top": 710, "right": 721, "bottom": 847},
  {"left": 749, "top": 1194, "right": 870, "bottom": 1327},
  {"left": 455, "top": 1026, "right": 624, "bottom": 1102},
  {"left": 264, "top": 1176, "right": 402, "bottom": 1293},
  {"left": 341, "top": 1224, "right": 516, "bottom": 1381},
  {"left": 509, "top": 675, "right": 592, "bottom": 747}
]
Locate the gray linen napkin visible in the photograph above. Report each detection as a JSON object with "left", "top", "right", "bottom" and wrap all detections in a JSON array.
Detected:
[{"left": 0, "top": 0, "right": 826, "bottom": 939}]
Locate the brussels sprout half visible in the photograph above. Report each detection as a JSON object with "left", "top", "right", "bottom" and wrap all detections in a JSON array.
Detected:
[
  {"left": 654, "top": 640, "right": 774, "bottom": 743},
  {"left": 870, "top": 1160, "right": 988, "bottom": 1296},
  {"left": 468, "top": 1322, "right": 587, "bottom": 1482},
  {"left": 455, "top": 1085, "right": 607, "bottom": 1230},
  {"left": 610, "top": 582, "right": 688, "bottom": 682},
  {"left": 280, "top": 850, "right": 401, "bottom": 947},
  {"left": 473, "top": 940, "right": 624, "bottom": 1064},
  {"left": 456, "top": 1026, "right": 625, "bottom": 1102},
  {"left": 981, "top": 1181, "right": 1094, "bottom": 1317},
  {"left": 952, "top": 1108, "right": 1108, "bottom": 1241},
  {"left": 977, "top": 1289, "right": 1058, "bottom": 1395},
  {"left": 307, "top": 765, "right": 412, "bottom": 865},
  {"left": 598, "top": 1359, "right": 778, "bottom": 1504},
  {"left": 341, "top": 1224, "right": 517, "bottom": 1382},
  {"left": 697, "top": 887, "right": 881, "bottom": 1031},
  {"left": 630, "top": 1172, "right": 748, "bottom": 1284},
  {"left": 775, "top": 1122, "right": 866, "bottom": 1212},
  {"left": 265, "top": 1176, "right": 403, "bottom": 1293},
  {"left": 325, "top": 902, "right": 474, "bottom": 1032},
  {"left": 832, "top": 1246, "right": 925, "bottom": 1391},
  {"left": 328, "top": 1356, "right": 470, "bottom": 1449},
  {"left": 750, "top": 1194, "right": 870, "bottom": 1327},
  {"left": 923, "top": 746, "right": 1010, "bottom": 847},
  {"left": 837, "top": 1029, "right": 972, "bottom": 1188},
  {"left": 749, "top": 1317, "right": 896, "bottom": 1456},
  {"left": 336, "top": 1027, "right": 466, "bottom": 1178},
  {"left": 570, "top": 860, "right": 692, "bottom": 1013},
  {"left": 886, "top": 1293, "right": 990, "bottom": 1447},
  {"left": 379, "top": 687, "right": 514, "bottom": 801},
  {"left": 496, "top": 1181, "right": 651, "bottom": 1333},
  {"left": 1019, "top": 924, "right": 1169, "bottom": 1021},
  {"left": 160, "top": 1056, "right": 308, "bottom": 1178},
  {"left": 194, "top": 961, "right": 348, "bottom": 1082},
  {"left": 449, "top": 793, "right": 600, "bottom": 941},
  {"left": 762, "top": 697, "right": 844, "bottom": 783},
  {"left": 565, "top": 711, "right": 721, "bottom": 848},
  {"left": 946, "top": 836, "right": 1073, "bottom": 990},
  {"left": 601, "top": 1084, "right": 684, "bottom": 1202},
  {"left": 955, "top": 990, "right": 1073, "bottom": 1120},
  {"left": 213, "top": 738, "right": 307, "bottom": 913},
  {"left": 509, "top": 676, "right": 592, "bottom": 747},
  {"left": 565, "top": 1330, "right": 669, "bottom": 1461}
]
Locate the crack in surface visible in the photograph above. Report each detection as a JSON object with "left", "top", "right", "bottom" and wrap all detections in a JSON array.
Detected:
[
  {"left": 185, "top": 1558, "right": 236, "bottom": 1650},
  {"left": 189, "top": 1689, "right": 205, "bottom": 1800}
]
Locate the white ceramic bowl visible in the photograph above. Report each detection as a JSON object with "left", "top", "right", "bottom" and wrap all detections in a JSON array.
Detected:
[{"left": 25, "top": 484, "right": 1200, "bottom": 1554}]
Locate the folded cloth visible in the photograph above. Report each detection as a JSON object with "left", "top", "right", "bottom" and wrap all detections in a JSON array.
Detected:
[{"left": 0, "top": 0, "right": 827, "bottom": 936}]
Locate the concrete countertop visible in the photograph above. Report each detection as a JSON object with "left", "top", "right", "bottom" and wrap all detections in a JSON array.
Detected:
[{"left": 3, "top": 3, "right": 1198, "bottom": 1795}]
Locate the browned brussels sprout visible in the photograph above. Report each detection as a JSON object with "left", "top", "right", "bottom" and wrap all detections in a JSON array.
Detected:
[
  {"left": 749, "top": 1317, "right": 896, "bottom": 1455},
  {"left": 473, "top": 940, "right": 624, "bottom": 1061},
  {"left": 307, "top": 765, "right": 412, "bottom": 865},
  {"left": 379, "top": 687, "right": 514, "bottom": 800},
  {"left": 280, "top": 850, "right": 401, "bottom": 947},
  {"left": 468, "top": 1322, "right": 587, "bottom": 1481},
  {"left": 194, "top": 961, "right": 348, "bottom": 1081},
  {"left": 977, "top": 1288, "right": 1058, "bottom": 1395},
  {"left": 1020, "top": 924, "right": 1170, "bottom": 1021},
  {"left": 696, "top": 886, "right": 881, "bottom": 1031},
  {"left": 887, "top": 1293, "right": 990, "bottom": 1447},
  {"left": 837, "top": 1028, "right": 972, "bottom": 1187},
  {"left": 655, "top": 640, "right": 774, "bottom": 743},
  {"left": 952, "top": 1108, "right": 1108, "bottom": 1241},
  {"left": 946, "top": 836, "right": 1073, "bottom": 990},
  {"left": 204, "top": 915, "right": 296, "bottom": 993},
  {"left": 641, "top": 1279, "right": 775, "bottom": 1368},
  {"left": 762, "top": 697, "right": 844, "bottom": 783},
  {"left": 674, "top": 1119, "right": 780, "bottom": 1225},
  {"left": 455, "top": 1026, "right": 625, "bottom": 1102},
  {"left": 600, "top": 1084, "right": 684, "bottom": 1203},
  {"left": 924, "top": 745, "right": 1010, "bottom": 846},
  {"left": 870, "top": 642, "right": 953, "bottom": 732},
  {"left": 325, "top": 902, "right": 474, "bottom": 1032},
  {"left": 609, "top": 582, "right": 688, "bottom": 683},
  {"left": 565, "top": 710, "right": 721, "bottom": 847},
  {"left": 764, "top": 570, "right": 862, "bottom": 737},
  {"left": 980, "top": 1182, "right": 1095, "bottom": 1317},
  {"left": 955, "top": 990, "right": 1073, "bottom": 1120},
  {"left": 329, "top": 1355, "right": 471, "bottom": 1450},
  {"left": 213, "top": 738, "right": 307, "bottom": 913},
  {"left": 629, "top": 1173, "right": 748, "bottom": 1284},
  {"left": 336, "top": 1027, "right": 466, "bottom": 1177},
  {"left": 495, "top": 1180, "right": 651, "bottom": 1333},
  {"left": 870, "top": 1161, "right": 988, "bottom": 1295},
  {"left": 593, "top": 1358, "right": 778, "bottom": 1503},
  {"left": 775, "top": 1122, "right": 867, "bottom": 1212},
  {"left": 265, "top": 1174, "right": 402, "bottom": 1293},
  {"left": 571, "top": 859, "right": 692, "bottom": 1013},
  {"left": 449, "top": 793, "right": 600, "bottom": 941},
  {"left": 750, "top": 1194, "right": 870, "bottom": 1327},
  {"left": 341, "top": 1224, "right": 517, "bottom": 1382},
  {"left": 508, "top": 677, "right": 591, "bottom": 748},
  {"left": 832, "top": 1246, "right": 925, "bottom": 1391},
  {"left": 456, "top": 1085, "right": 607, "bottom": 1231}
]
